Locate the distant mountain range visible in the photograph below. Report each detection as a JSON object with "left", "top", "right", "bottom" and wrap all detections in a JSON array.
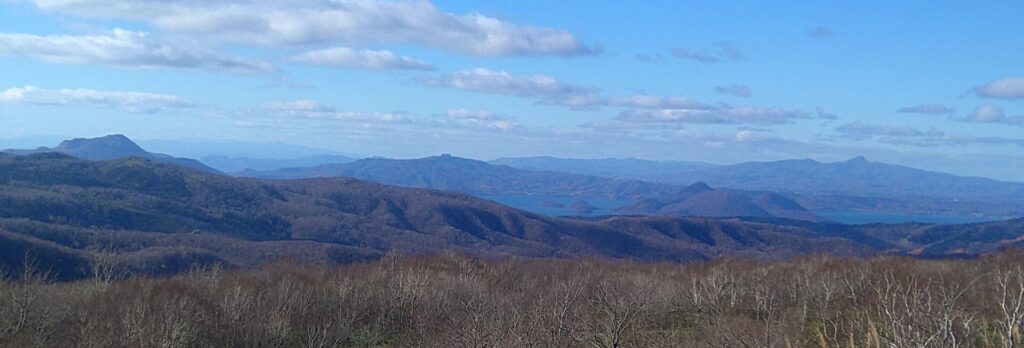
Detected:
[
  {"left": 660, "top": 156, "right": 1024, "bottom": 201},
  {"left": 240, "top": 154, "right": 676, "bottom": 200},
  {"left": 489, "top": 156, "right": 715, "bottom": 180},
  {"left": 618, "top": 184, "right": 821, "bottom": 222},
  {"left": 1, "top": 151, "right": 1022, "bottom": 280},
  {"left": 201, "top": 154, "right": 358, "bottom": 172},
  {"left": 7, "top": 135, "right": 1022, "bottom": 221},
  {"left": 3, "top": 134, "right": 219, "bottom": 174},
  {"left": 495, "top": 155, "right": 1024, "bottom": 219},
  {"left": 239, "top": 154, "right": 821, "bottom": 221}
]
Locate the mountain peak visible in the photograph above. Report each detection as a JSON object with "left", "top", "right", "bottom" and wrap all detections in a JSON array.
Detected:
[
  {"left": 845, "top": 156, "right": 869, "bottom": 164},
  {"left": 4, "top": 135, "right": 220, "bottom": 174},
  {"left": 685, "top": 181, "right": 713, "bottom": 192},
  {"left": 55, "top": 134, "right": 147, "bottom": 158}
]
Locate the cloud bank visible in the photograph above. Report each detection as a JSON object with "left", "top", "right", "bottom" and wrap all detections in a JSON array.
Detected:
[{"left": 0, "top": 85, "right": 193, "bottom": 113}]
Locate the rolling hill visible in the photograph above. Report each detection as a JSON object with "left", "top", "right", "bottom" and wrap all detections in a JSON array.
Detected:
[
  {"left": 238, "top": 154, "right": 822, "bottom": 220},
  {"left": 0, "top": 152, "right": 1021, "bottom": 280}
]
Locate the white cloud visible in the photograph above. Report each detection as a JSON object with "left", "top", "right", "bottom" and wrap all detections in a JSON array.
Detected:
[
  {"left": 618, "top": 106, "right": 809, "bottom": 125},
  {"left": 0, "top": 85, "right": 193, "bottom": 113},
  {"left": 444, "top": 109, "right": 508, "bottom": 121},
  {"left": 258, "top": 100, "right": 522, "bottom": 132},
  {"left": 31, "top": 0, "right": 594, "bottom": 57},
  {"left": 807, "top": 26, "right": 834, "bottom": 38},
  {"left": 424, "top": 68, "right": 720, "bottom": 113},
  {"left": 836, "top": 122, "right": 923, "bottom": 140},
  {"left": 549, "top": 94, "right": 712, "bottom": 110},
  {"left": 965, "top": 104, "right": 1006, "bottom": 123},
  {"left": 291, "top": 47, "right": 433, "bottom": 71},
  {"left": 442, "top": 109, "right": 518, "bottom": 131},
  {"left": 670, "top": 43, "right": 744, "bottom": 64},
  {"left": 961, "top": 104, "right": 1024, "bottom": 125},
  {"left": 423, "top": 68, "right": 595, "bottom": 98},
  {"left": 261, "top": 99, "right": 410, "bottom": 123},
  {"left": 713, "top": 84, "right": 752, "bottom": 98},
  {"left": 262, "top": 100, "right": 336, "bottom": 113},
  {"left": 975, "top": 77, "right": 1024, "bottom": 99},
  {"left": 816, "top": 108, "right": 838, "bottom": 120},
  {"left": 0, "top": 29, "right": 273, "bottom": 73},
  {"left": 897, "top": 104, "right": 955, "bottom": 115},
  {"left": 835, "top": 121, "right": 1024, "bottom": 147},
  {"left": 670, "top": 48, "right": 720, "bottom": 63}
]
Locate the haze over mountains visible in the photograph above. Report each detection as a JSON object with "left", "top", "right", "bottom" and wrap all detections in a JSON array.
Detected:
[
  {"left": 240, "top": 153, "right": 821, "bottom": 221},
  {"left": 2, "top": 151, "right": 1024, "bottom": 280},
  {"left": 201, "top": 154, "right": 358, "bottom": 173},
  {"left": 495, "top": 155, "right": 1024, "bottom": 220},
  {"left": 662, "top": 156, "right": 1024, "bottom": 200},
  {"left": 5, "top": 135, "right": 1023, "bottom": 222},
  {"left": 489, "top": 156, "right": 716, "bottom": 180}
]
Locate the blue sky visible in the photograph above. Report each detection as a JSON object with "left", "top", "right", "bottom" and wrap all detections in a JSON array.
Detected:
[{"left": 1, "top": 0, "right": 1022, "bottom": 181}]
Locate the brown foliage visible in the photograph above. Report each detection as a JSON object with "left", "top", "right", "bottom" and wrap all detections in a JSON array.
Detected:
[{"left": 3, "top": 252, "right": 1024, "bottom": 347}]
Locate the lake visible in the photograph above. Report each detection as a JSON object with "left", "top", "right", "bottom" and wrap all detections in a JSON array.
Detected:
[
  {"left": 815, "top": 211, "right": 1006, "bottom": 225},
  {"left": 478, "top": 195, "right": 629, "bottom": 217}
]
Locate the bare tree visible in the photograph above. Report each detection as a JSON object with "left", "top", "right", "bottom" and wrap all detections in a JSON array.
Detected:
[{"left": 997, "top": 267, "right": 1024, "bottom": 348}]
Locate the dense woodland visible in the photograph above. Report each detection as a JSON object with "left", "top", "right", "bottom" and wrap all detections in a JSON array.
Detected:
[{"left": 2, "top": 252, "right": 1024, "bottom": 347}]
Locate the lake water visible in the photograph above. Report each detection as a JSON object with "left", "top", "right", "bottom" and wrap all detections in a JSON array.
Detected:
[
  {"left": 815, "top": 211, "right": 1006, "bottom": 225},
  {"left": 478, "top": 194, "right": 1009, "bottom": 225},
  {"left": 478, "top": 195, "right": 629, "bottom": 217}
]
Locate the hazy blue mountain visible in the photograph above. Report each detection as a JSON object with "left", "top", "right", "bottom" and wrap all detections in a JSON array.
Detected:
[
  {"left": 616, "top": 185, "right": 823, "bottom": 222},
  {"left": 1, "top": 152, "right": 1021, "bottom": 279},
  {"left": 241, "top": 154, "right": 681, "bottom": 200},
  {"left": 204, "top": 154, "right": 357, "bottom": 172},
  {"left": 663, "top": 156, "right": 1024, "bottom": 201},
  {"left": 3, "top": 134, "right": 219, "bottom": 173},
  {"left": 490, "top": 156, "right": 716, "bottom": 180},
  {"left": 241, "top": 154, "right": 822, "bottom": 221}
]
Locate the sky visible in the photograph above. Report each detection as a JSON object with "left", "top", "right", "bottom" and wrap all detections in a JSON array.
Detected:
[{"left": 0, "top": 1, "right": 1023, "bottom": 181}]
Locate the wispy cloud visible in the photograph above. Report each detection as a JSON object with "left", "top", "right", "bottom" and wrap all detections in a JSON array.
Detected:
[
  {"left": 962, "top": 104, "right": 1024, "bottom": 125},
  {"left": 291, "top": 47, "right": 433, "bottom": 71},
  {"left": 671, "top": 48, "right": 721, "bottom": 63},
  {"left": 0, "top": 85, "right": 193, "bottom": 113},
  {"left": 897, "top": 104, "right": 955, "bottom": 115},
  {"left": 261, "top": 100, "right": 411, "bottom": 123},
  {"left": 807, "top": 26, "right": 834, "bottom": 38},
  {"left": 816, "top": 108, "right": 838, "bottom": 120},
  {"left": 0, "top": 29, "right": 273, "bottom": 73},
  {"left": 836, "top": 122, "right": 923, "bottom": 140},
  {"left": 31, "top": 0, "right": 596, "bottom": 57},
  {"left": 618, "top": 106, "right": 810, "bottom": 125},
  {"left": 713, "top": 84, "right": 752, "bottom": 98},
  {"left": 633, "top": 53, "right": 664, "bottom": 62},
  {"left": 548, "top": 95, "right": 712, "bottom": 110},
  {"left": 422, "top": 68, "right": 595, "bottom": 99},
  {"left": 671, "top": 43, "right": 745, "bottom": 63},
  {"left": 975, "top": 77, "right": 1024, "bottom": 99},
  {"left": 258, "top": 100, "right": 521, "bottom": 132},
  {"left": 836, "top": 121, "right": 1024, "bottom": 147}
]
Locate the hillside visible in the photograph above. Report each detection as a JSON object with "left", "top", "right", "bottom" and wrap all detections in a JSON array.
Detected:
[
  {"left": 239, "top": 154, "right": 676, "bottom": 200},
  {"left": 240, "top": 154, "right": 822, "bottom": 220},
  {"left": 0, "top": 153, "right": 1022, "bottom": 279},
  {"left": 3, "top": 134, "right": 219, "bottom": 173},
  {"left": 0, "top": 153, "right": 889, "bottom": 278}
]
